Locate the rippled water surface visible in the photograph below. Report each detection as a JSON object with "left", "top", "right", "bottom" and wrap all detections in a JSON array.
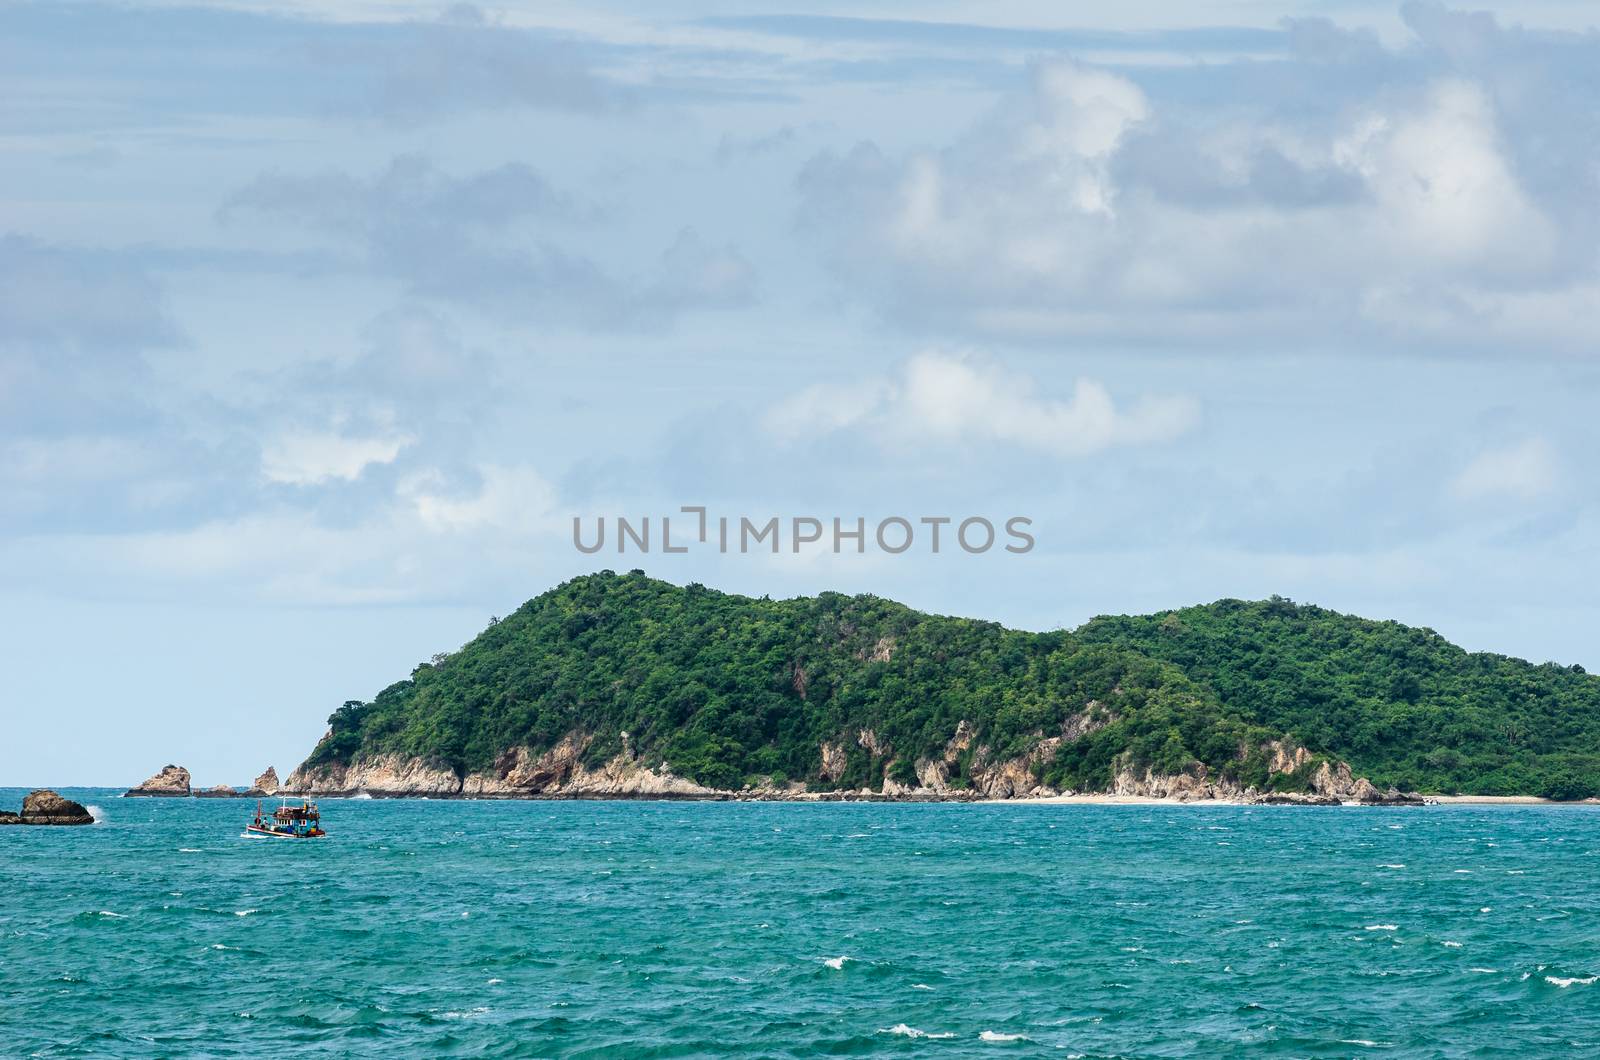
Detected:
[{"left": 3, "top": 792, "right": 1599, "bottom": 1057}]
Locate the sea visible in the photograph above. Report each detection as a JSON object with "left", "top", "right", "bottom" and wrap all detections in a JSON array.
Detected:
[{"left": 2, "top": 791, "right": 1598, "bottom": 1057}]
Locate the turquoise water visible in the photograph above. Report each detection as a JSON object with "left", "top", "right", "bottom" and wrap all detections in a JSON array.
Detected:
[{"left": 3, "top": 792, "right": 1599, "bottom": 1057}]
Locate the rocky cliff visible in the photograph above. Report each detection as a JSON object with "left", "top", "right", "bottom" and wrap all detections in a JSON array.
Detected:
[
  {"left": 124, "top": 764, "right": 191, "bottom": 797},
  {"left": 284, "top": 736, "right": 718, "bottom": 799},
  {"left": 283, "top": 724, "right": 1416, "bottom": 804}
]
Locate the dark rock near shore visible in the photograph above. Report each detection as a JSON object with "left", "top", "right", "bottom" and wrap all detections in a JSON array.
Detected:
[
  {"left": 0, "top": 790, "right": 95, "bottom": 825},
  {"left": 193, "top": 784, "right": 241, "bottom": 798},
  {"left": 124, "top": 764, "right": 191, "bottom": 797}
]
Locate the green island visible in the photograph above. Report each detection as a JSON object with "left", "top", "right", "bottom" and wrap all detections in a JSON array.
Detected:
[{"left": 292, "top": 571, "right": 1600, "bottom": 800}]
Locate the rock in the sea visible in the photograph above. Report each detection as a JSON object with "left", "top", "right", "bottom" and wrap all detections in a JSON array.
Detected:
[
  {"left": 246, "top": 767, "right": 280, "bottom": 797},
  {"left": 0, "top": 789, "right": 95, "bottom": 825},
  {"left": 193, "top": 784, "right": 241, "bottom": 798},
  {"left": 124, "top": 764, "right": 191, "bottom": 797}
]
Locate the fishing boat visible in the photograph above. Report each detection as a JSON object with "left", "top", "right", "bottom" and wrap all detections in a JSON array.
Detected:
[{"left": 242, "top": 797, "right": 326, "bottom": 839}]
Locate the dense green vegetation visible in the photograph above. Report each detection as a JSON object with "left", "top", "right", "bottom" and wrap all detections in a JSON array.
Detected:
[
  {"left": 1077, "top": 597, "right": 1600, "bottom": 798},
  {"left": 302, "top": 573, "right": 1600, "bottom": 797}
]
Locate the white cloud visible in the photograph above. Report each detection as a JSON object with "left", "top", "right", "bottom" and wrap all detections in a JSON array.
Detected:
[
  {"left": 762, "top": 380, "right": 891, "bottom": 442},
  {"left": 261, "top": 430, "right": 410, "bottom": 485},
  {"left": 1450, "top": 437, "right": 1562, "bottom": 503},
  {"left": 2, "top": 461, "right": 563, "bottom": 606},
  {"left": 800, "top": 40, "right": 1596, "bottom": 349},
  {"left": 402, "top": 464, "right": 557, "bottom": 533},
  {"left": 765, "top": 350, "right": 1197, "bottom": 456}
]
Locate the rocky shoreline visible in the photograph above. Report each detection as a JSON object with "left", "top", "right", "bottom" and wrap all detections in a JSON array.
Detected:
[{"left": 278, "top": 728, "right": 1428, "bottom": 807}]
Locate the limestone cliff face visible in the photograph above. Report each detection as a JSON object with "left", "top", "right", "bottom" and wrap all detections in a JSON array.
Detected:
[
  {"left": 1107, "top": 742, "right": 1418, "bottom": 805},
  {"left": 124, "top": 764, "right": 191, "bottom": 797},
  {"left": 1110, "top": 764, "right": 1250, "bottom": 802},
  {"left": 284, "top": 735, "right": 716, "bottom": 799},
  {"left": 281, "top": 723, "right": 1414, "bottom": 804},
  {"left": 284, "top": 753, "right": 463, "bottom": 797},
  {"left": 462, "top": 735, "right": 716, "bottom": 798}
]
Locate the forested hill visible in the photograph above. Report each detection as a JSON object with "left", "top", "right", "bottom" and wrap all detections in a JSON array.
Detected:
[
  {"left": 1077, "top": 597, "right": 1600, "bottom": 798},
  {"left": 299, "top": 572, "right": 1600, "bottom": 798}
]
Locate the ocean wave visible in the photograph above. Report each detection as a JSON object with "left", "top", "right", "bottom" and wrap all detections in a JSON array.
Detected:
[
  {"left": 911, "top": 983, "right": 933, "bottom": 990},
  {"left": 95, "top": 911, "right": 127, "bottom": 919},
  {"left": 86, "top": 805, "right": 104, "bottom": 823},
  {"left": 823, "top": 956, "right": 851, "bottom": 970},
  {"left": 1546, "top": 975, "right": 1597, "bottom": 988},
  {"left": 1364, "top": 924, "right": 1399, "bottom": 931},
  {"left": 1442, "top": 941, "right": 1462, "bottom": 947},
  {"left": 234, "top": 909, "right": 259, "bottom": 917},
  {"left": 980, "top": 1030, "right": 1031, "bottom": 1042},
  {"left": 1377, "top": 864, "right": 1405, "bottom": 869},
  {"left": 442, "top": 1006, "right": 491, "bottom": 1019},
  {"left": 881, "top": 1024, "right": 954, "bottom": 1039}
]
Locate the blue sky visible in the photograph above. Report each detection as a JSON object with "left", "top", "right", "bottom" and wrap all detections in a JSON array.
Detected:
[{"left": 4, "top": 0, "right": 1600, "bottom": 785}]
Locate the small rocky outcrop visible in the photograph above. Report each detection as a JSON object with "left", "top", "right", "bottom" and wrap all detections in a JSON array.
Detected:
[
  {"left": 124, "top": 764, "right": 191, "bottom": 797},
  {"left": 0, "top": 789, "right": 95, "bottom": 825},
  {"left": 245, "top": 767, "right": 280, "bottom": 797},
  {"left": 193, "top": 784, "right": 240, "bottom": 798}
]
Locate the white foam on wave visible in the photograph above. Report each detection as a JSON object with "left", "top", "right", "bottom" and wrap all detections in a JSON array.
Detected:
[
  {"left": 86, "top": 805, "right": 104, "bottom": 823},
  {"left": 823, "top": 956, "right": 851, "bottom": 970},
  {"left": 1442, "top": 941, "right": 1463, "bottom": 948},
  {"left": 233, "top": 909, "right": 258, "bottom": 917},
  {"left": 881, "top": 1024, "right": 954, "bottom": 1040},
  {"left": 96, "top": 910, "right": 127, "bottom": 919},
  {"left": 1467, "top": 967, "right": 1497, "bottom": 974},
  {"left": 1547, "top": 975, "right": 1597, "bottom": 988},
  {"left": 980, "top": 1030, "right": 1031, "bottom": 1042},
  {"left": 1364, "top": 924, "right": 1399, "bottom": 931},
  {"left": 844, "top": 833, "right": 872, "bottom": 839},
  {"left": 486, "top": 978, "right": 504, "bottom": 985},
  {"left": 179, "top": 848, "right": 202, "bottom": 854},
  {"left": 1338, "top": 1040, "right": 1384, "bottom": 1048},
  {"left": 441, "top": 1006, "right": 491, "bottom": 1019},
  {"left": 911, "top": 983, "right": 934, "bottom": 990},
  {"left": 1377, "top": 864, "right": 1405, "bottom": 869}
]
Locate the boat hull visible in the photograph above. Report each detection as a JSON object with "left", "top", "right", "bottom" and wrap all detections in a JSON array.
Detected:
[{"left": 242, "top": 824, "right": 325, "bottom": 839}]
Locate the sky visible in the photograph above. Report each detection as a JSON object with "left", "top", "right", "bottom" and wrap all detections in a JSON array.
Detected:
[{"left": 4, "top": 0, "right": 1600, "bottom": 785}]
